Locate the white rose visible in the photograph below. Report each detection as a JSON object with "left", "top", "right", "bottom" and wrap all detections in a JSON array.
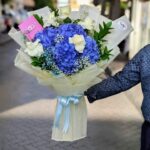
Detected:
[
  {"left": 69, "top": 34, "right": 86, "bottom": 53},
  {"left": 24, "top": 40, "right": 44, "bottom": 57},
  {"left": 43, "top": 12, "right": 59, "bottom": 27},
  {"left": 78, "top": 17, "right": 94, "bottom": 30}
]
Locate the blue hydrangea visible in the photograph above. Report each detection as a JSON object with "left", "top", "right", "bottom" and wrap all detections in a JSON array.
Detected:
[
  {"left": 58, "top": 24, "right": 87, "bottom": 38},
  {"left": 82, "top": 36, "right": 100, "bottom": 64},
  {"left": 35, "top": 27, "right": 57, "bottom": 49},
  {"left": 54, "top": 41, "right": 81, "bottom": 75},
  {"left": 35, "top": 23, "right": 100, "bottom": 75}
]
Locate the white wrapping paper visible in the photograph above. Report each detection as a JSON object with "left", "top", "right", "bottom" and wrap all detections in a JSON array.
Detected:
[
  {"left": 52, "top": 96, "right": 87, "bottom": 141},
  {"left": 9, "top": 5, "right": 133, "bottom": 141}
]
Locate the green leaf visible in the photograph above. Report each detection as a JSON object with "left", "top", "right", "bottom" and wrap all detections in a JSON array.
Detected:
[
  {"left": 73, "top": 19, "right": 81, "bottom": 23},
  {"left": 93, "top": 21, "right": 113, "bottom": 43},
  {"left": 31, "top": 56, "right": 45, "bottom": 67},
  {"left": 63, "top": 17, "right": 72, "bottom": 23},
  {"left": 33, "top": 14, "right": 44, "bottom": 26},
  {"left": 51, "top": 8, "right": 59, "bottom": 17},
  {"left": 101, "top": 46, "right": 113, "bottom": 61},
  {"left": 93, "top": 21, "right": 113, "bottom": 61},
  {"left": 55, "top": 9, "right": 59, "bottom": 17}
]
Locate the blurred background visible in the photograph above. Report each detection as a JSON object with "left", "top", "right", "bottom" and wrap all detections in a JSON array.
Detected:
[{"left": 0, "top": 0, "right": 149, "bottom": 150}]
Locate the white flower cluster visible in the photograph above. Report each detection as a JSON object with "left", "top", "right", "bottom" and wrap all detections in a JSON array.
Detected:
[
  {"left": 78, "top": 17, "right": 94, "bottom": 30},
  {"left": 24, "top": 40, "right": 44, "bottom": 57},
  {"left": 42, "top": 12, "right": 59, "bottom": 27}
]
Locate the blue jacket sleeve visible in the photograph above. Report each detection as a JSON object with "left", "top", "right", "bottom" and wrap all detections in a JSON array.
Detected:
[{"left": 85, "top": 47, "right": 144, "bottom": 103}]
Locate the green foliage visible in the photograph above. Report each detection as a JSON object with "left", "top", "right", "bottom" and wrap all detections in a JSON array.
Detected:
[
  {"left": 31, "top": 56, "right": 45, "bottom": 68},
  {"left": 93, "top": 22, "right": 113, "bottom": 61},
  {"left": 31, "top": 55, "right": 61, "bottom": 75},
  {"left": 101, "top": 46, "right": 113, "bottom": 61},
  {"left": 33, "top": 14, "right": 44, "bottom": 26},
  {"left": 63, "top": 17, "right": 72, "bottom": 23},
  {"left": 51, "top": 8, "right": 59, "bottom": 17},
  {"left": 60, "top": 17, "right": 81, "bottom": 24},
  {"left": 63, "top": 17, "right": 81, "bottom": 24},
  {"left": 73, "top": 19, "right": 81, "bottom": 24},
  {"left": 94, "top": 22, "right": 113, "bottom": 42}
]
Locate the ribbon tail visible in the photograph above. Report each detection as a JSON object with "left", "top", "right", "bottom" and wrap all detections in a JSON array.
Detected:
[
  {"left": 54, "top": 100, "right": 63, "bottom": 128},
  {"left": 63, "top": 105, "right": 70, "bottom": 133}
]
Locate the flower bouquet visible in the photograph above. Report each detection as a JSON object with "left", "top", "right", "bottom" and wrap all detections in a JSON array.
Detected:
[{"left": 9, "top": 5, "right": 133, "bottom": 141}]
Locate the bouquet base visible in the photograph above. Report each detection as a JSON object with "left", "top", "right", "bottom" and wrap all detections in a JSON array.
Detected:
[{"left": 52, "top": 96, "right": 87, "bottom": 141}]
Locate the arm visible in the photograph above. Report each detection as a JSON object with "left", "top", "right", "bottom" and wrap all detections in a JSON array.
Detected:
[{"left": 85, "top": 46, "right": 144, "bottom": 103}]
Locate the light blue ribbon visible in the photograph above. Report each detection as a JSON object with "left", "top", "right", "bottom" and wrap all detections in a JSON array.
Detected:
[{"left": 54, "top": 95, "right": 82, "bottom": 133}]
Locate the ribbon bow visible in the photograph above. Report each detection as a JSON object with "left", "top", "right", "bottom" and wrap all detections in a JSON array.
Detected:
[{"left": 54, "top": 95, "right": 82, "bottom": 133}]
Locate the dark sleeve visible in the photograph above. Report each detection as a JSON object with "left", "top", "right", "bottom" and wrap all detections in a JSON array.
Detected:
[{"left": 85, "top": 46, "right": 144, "bottom": 103}]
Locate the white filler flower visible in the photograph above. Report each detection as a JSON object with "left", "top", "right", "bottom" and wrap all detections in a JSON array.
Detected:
[
  {"left": 25, "top": 40, "right": 44, "bottom": 57},
  {"left": 69, "top": 34, "right": 86, "bottom": 53},
  {"left": 78, "top": 17, "right": 94, "bottom": 30},
  {"left": 43, "top": 12, "right": 59, "bottom": 27}
]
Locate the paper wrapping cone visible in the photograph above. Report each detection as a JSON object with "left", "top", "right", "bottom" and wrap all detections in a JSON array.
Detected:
[{"left": 52, "top": 96, "right": 87, "bottom": 141}]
